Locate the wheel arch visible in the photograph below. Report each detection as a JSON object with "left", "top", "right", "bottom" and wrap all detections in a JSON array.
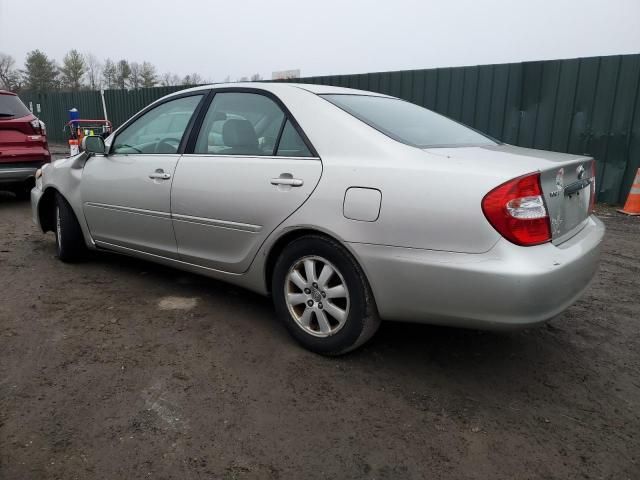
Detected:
[
  {"left": 38, "top": 186, "right": 61, "bottom": 233},
  {"left": 263, "top": 227, "right": 373, "bottom": 297}
]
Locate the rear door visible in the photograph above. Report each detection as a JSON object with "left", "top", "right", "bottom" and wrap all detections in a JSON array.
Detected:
[
  {"left": 81, "top": 93, "right": 205, "bottom": 257},
  {"left": 171, "top": 90, "right": 322, "bottom": 273}
]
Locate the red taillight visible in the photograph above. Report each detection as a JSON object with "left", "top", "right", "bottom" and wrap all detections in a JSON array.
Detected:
[
  {"left": 589, "top": 161, "right": 596, "bottom": 214},
  {"left": 29, "top": 118, "right": 46, "bottom": 135},
  {"left": 482, "top": 172, "right": 551, "bottom": 246}
]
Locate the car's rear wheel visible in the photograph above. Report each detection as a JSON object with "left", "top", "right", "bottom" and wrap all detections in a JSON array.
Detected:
[
  {"left": 54, "top": 193, "right": 86, "bottom": 262},
  {"left": 272, "top": 235, "right": 380, "bottom": 355}
]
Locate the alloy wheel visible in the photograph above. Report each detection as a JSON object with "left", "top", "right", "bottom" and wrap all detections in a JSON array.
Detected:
[{"left": 285, "top": 255, "right": 350, "bottom": 337}]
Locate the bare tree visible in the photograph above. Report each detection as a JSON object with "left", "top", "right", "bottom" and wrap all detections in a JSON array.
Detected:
[
  {"left": 223, "top": 75, "right": 231, "bottom": 83},
  {"left": 0, "top": 52, "right": 22, "bottom": 90},
  {"left": 129, "top": 62, "right": 141, "bottom": 89},
  {"left": 85, "top": 53, "right": 102, "bottom": 90},
  {"left": 250, "top": 73, "right": 262, "bottom": 81},
  {"left": 160, "top": 72, "right": 180, "bottom": 86},
  {"left": 181, "top": 72, "right": 203, "bottom": 86}
]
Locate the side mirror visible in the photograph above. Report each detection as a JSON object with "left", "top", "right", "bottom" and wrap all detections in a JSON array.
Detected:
[{"left": 81, "top": 136, "right": 106, "bottom": 155}]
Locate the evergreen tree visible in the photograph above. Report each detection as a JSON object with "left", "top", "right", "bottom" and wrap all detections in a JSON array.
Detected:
[
  {"left": 102, "top": 58, "right": 117, "bottom": 89},
  {"left": 23, "top": 50, "right": 58, "bottom": 92},
  {"left": 60, "top": 49, "right": 86, "bottom": 90},
  {"left": 115, "top": 59, "right": 131, "bottom": 89},
  {"left": 140, "top": 62, "right": 157, "bottom": 88}
]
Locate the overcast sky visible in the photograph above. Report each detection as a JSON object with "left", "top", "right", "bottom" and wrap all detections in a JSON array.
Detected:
[{"left": 1, "top": 0, "right": 639, "bottom": 81}]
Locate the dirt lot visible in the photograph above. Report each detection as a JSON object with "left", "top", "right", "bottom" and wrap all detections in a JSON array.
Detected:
[{"left": 0, "top": 185, "right": 639, "bottom": 479}]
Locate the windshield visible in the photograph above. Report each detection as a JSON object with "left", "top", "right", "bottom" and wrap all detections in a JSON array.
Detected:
[
  {"left": 322, "top": 94, "right": 497, "bottom": 148},
  {"left": 0, "top": 94, "right": 31, "bottom": 118}
]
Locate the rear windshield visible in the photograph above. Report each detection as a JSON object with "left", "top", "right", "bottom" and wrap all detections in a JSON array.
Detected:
[
  {"left": 322, "top": 94, "right": 497, "bottom": 148},
  {"left": 0, "top": 94, "right": 31, "bottom": 118}
]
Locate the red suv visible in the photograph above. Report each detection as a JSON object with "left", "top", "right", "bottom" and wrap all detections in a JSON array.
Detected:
[{"left": 0, "top": 90, "right": 51, "bottom": 199}]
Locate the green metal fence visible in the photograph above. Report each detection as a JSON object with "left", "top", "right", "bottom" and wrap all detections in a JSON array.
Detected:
[{"left": 19, "top": 53, "right": 640, "bottom": 204}]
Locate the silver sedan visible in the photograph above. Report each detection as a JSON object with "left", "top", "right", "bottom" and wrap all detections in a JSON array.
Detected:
[{"left": 31, "top": 83, "right": 605, "bottom": 354}]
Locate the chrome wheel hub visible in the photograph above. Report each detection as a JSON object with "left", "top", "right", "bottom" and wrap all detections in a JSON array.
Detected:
[
  {"left": 285, "top": 256, "right": 350, "bottom": 337},
  {"left": 311, "top": 287, "right": 322, "bottom": 303}
]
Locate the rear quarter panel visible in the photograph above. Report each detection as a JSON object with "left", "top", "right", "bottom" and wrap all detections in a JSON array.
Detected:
[{"left": 270, "top": 86, "right": 504, "bottom": 254}]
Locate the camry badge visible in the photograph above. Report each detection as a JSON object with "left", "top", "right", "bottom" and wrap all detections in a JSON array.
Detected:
[{"left": 576, "top": 164, "right": 585, "bottom": 180}]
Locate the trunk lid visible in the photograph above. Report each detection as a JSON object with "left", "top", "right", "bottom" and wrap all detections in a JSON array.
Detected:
[
  {"left": 422, "top": 144, "right": 595, "bottom": 244},
  {"left": 539, "top": 158, "right": 594, "bottom": 244}
]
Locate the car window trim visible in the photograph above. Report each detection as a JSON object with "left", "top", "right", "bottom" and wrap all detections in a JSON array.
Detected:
[
  {"left": 184, "top": 87, "right": 319, "bottom": 158},
  {"left": 273, "top": 117, "right": 288, "bottom": 156},
  {"left": 108, "top": 91, "right": 210, "bottom": 156},
  {"left": 180, "top": 153, "right": 319, "bottom": 161}
]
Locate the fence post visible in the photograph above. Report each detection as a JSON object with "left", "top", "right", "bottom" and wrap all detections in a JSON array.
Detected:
[{"left": 100, "top": 89, "right": 108, "bottom": 121}]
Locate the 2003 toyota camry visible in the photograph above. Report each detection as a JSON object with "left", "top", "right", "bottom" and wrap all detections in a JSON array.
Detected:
[{"left": 31, "top": 83, "right": 605, "bottom": 355}]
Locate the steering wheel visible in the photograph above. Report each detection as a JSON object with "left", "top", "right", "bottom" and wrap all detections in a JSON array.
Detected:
[{"left": 154, "top": 137, "right": 181, "bottom": 154}]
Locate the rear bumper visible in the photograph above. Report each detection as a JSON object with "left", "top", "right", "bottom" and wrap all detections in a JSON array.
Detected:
[
  {"left": 0, "top": 160, "right": 49, "bottom": 184},
  {"left": 0, "top": 166, "right": 38, "bottom": 184},
  {"left": 350, "top": 216, "right": 605, "bottom": 329}
]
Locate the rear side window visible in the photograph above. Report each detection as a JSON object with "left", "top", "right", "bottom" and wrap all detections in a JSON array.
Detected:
[
  {"left": 0, "top": 94, "right": 31, "bottom": 118},
  {"left": 194, "top": 92, "right": 315, "bottom": 157},
  {"left": 276, "top": 120, "right": 312, "bottom": 157},
  {"left": 195, "top": 92, "right": 285, "bottom": 155},
  {"left": 322, "top": 94, "right": 496, "bottom": 148}
]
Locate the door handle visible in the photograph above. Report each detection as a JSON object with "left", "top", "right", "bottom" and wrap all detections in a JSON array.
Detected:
[
  {"left": 149, "top": 169, "right": 171, "bottom": 180},
  {"left": 271, "top": 177, "right": 303, "bottom": 187}
]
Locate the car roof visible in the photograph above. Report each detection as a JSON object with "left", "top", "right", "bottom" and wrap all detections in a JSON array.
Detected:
[{"left": 170, "top": 82, "right": 392, "bottom": 99}]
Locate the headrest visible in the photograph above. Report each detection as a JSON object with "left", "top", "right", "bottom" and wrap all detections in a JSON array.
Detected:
[{"left": 222, "top": 119, "right": 258, "bottom": 148}]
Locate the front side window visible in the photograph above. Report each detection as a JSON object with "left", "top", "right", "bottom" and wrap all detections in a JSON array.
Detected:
[
  {"left": 322, "top": 94, "right": 496, "bottom": 148},
  {"left": 112, "top": 95, "right": 203, "bottom": 154}
]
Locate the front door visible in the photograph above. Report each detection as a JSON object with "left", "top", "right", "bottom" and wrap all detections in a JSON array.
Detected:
[
  {"left": 81, "top": 93, "right": 205, "bottom": 257},
  {"left": 171, "top": 91, "right": 322, "bottom": 273}
]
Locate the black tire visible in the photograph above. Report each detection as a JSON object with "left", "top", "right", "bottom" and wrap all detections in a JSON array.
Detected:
[
  {"left": 11, "top": 182, "right": 33, "bottom": 201},
  {"left": 272, "top": 235, "right": 380, "bottom": 355},
  {"left": 54, "top": 193, "right": 87, "bottom": 262}
]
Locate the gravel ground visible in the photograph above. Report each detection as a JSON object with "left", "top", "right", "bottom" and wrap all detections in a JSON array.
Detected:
[{"left": 0, "top": 178, "right": 639, "bottom": 479}]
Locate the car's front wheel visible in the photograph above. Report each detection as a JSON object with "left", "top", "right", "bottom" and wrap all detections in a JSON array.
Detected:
[
  {"left": 272, "top": 235, "right": 380, "bottom": 355},
  {"left": 54, "top": 193, "right": 86, "bottom": 262}
]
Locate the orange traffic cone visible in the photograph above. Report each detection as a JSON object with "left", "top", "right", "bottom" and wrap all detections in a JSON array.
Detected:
[{"left": 618, "top": 168, "right": 640, "bottom": 216}]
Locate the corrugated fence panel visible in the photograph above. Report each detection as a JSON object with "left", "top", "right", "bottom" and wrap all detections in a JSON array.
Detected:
[
  {"left": 613, "top": 56, "right": 640, "bottom": 202},
  {"left": 533, "top": 61, "right": 561, "bottom": 151},
  {"left": 18, "top": 53, "right": 640, "bottom": 203}
]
